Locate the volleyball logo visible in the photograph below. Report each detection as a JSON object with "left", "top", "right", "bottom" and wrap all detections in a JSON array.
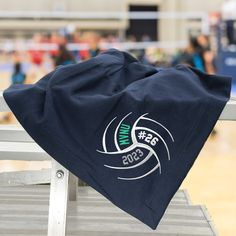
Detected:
[{"left": 97, "top": 112, "right": 174, "bottom": 181}]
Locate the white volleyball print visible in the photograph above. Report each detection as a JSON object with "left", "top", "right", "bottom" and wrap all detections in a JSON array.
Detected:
[{"left": 97, "top": 112, "right": 174, "bottom": 181}]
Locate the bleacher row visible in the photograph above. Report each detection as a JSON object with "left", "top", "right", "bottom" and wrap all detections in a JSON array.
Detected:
[{"left": 0, "top": 185, "right": 218, "bottom": 236}]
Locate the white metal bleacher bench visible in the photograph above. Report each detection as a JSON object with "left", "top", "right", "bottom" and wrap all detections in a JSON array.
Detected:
[
  {"left": 0, "top": 91, "right": 236, "bottom": 236},
  {"left": 0, "top": 92, "right": 78, "bottom": 236}
]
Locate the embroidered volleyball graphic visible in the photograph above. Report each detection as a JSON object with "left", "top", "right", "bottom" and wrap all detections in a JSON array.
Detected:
[{"left": 97, "top": 112, "right": 174, "bottom": 181}]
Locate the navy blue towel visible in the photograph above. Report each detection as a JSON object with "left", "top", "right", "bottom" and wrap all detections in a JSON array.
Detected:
[{"left": 3, "top": 49, "right": 231, "bottom": 229}]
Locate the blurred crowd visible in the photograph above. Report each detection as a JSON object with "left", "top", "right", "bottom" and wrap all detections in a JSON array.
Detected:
[
  {"left": 172, "top": 35, "right": 216, "bottom": 74},
  {"left": 0, "top": 31, "right": 116, "bottom": 85},
  {"left": 0, "top": 30, "right": 173, "bottom": 87},
  {"left": 5, "top": 31, "right": 216, "bottom": 87}
]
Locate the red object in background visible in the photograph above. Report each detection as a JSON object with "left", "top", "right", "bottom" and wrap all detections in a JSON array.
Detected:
[
  {"left": 79, "top": 48, "right": 90, "bottom": 60},
  {"left": 29, "top": 50, "right": 44, "bottom": 66}
]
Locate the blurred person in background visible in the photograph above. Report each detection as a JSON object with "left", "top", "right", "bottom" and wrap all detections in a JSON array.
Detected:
[
  {"left": 172, "top": 37, "right": 202, "bottom": 68},
  {"left": 28, "top": 33, "right": 44, "bottom": 67},
  {"left": 196, "top": 35, "right": 216, "bottom": 74},
  {"left": 172, "top": 35, "right": 215, "bottom": 74},
  {"left": 202, "top": 50, "right": 216, "bottom": 74},
  {"left": 80, "top": 32, "right": 101, "bottom": 60},
  {"left": 221, "top": 0, "right": 236, "bottom": 45},
  {"left": 127, "top": 35, "right": 137, "bottom": 42},
  {"left": 0, "top": 62, "right": 26, "bottom": 124},
  {"left": 11, "top": 62, "right": 26, "bottom": 85},
  {"left": 141, "top": 34, "right": 151, "bottom": 42},
  {"left": 189, "top": 37, "right": 205, "bottom": 72},
  {"left": 28, "top": 33, "right": 45, "bottom": 82},
  {"left": 55, "top": 44, "right": 76, "bottom": 66},
  {"left": 196, "top": 34, "right": 211, "bottom": 51}
]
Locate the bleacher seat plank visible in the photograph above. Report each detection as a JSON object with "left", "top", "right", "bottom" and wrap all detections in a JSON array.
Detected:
[
  {"left": 0, "top": 169, "right": 51, "bottom": 186},
  {"left": 0, "top": 142, "right": 50, "bottom": 161},
  {"left": 0, "top": 185, "right": 190, "bottom": 205},
  {"left": 0, "top": 125, "right": 33, "bottom": 142},
  {"left": 0, "top": 185, "right": 188, "bottom": 197},
  {"left": 0, "top": 206, "right": 217, "bottom": 236},
  {"left": 0, "top": 186, "right": 218, "bottom": 236},
  {"left": 0, "top": 195, "right": 187, "bottom": 205}
]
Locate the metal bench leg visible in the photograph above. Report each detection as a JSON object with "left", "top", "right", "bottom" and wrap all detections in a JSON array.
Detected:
[
  {"left": 68, "top": 172, "right": 78, "bottom": 201},
  {"left": 47, "top": 159, "right": 69, "bottom": 236}
]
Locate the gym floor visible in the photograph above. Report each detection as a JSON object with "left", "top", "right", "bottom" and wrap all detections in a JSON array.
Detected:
[{"left": 181, "top": 121, "right": 236, "bottom": 236}]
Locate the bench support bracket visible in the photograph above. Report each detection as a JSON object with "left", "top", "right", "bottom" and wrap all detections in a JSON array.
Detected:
[{"left": 47, "top": 160, "right": 69, "bottom": 236}]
